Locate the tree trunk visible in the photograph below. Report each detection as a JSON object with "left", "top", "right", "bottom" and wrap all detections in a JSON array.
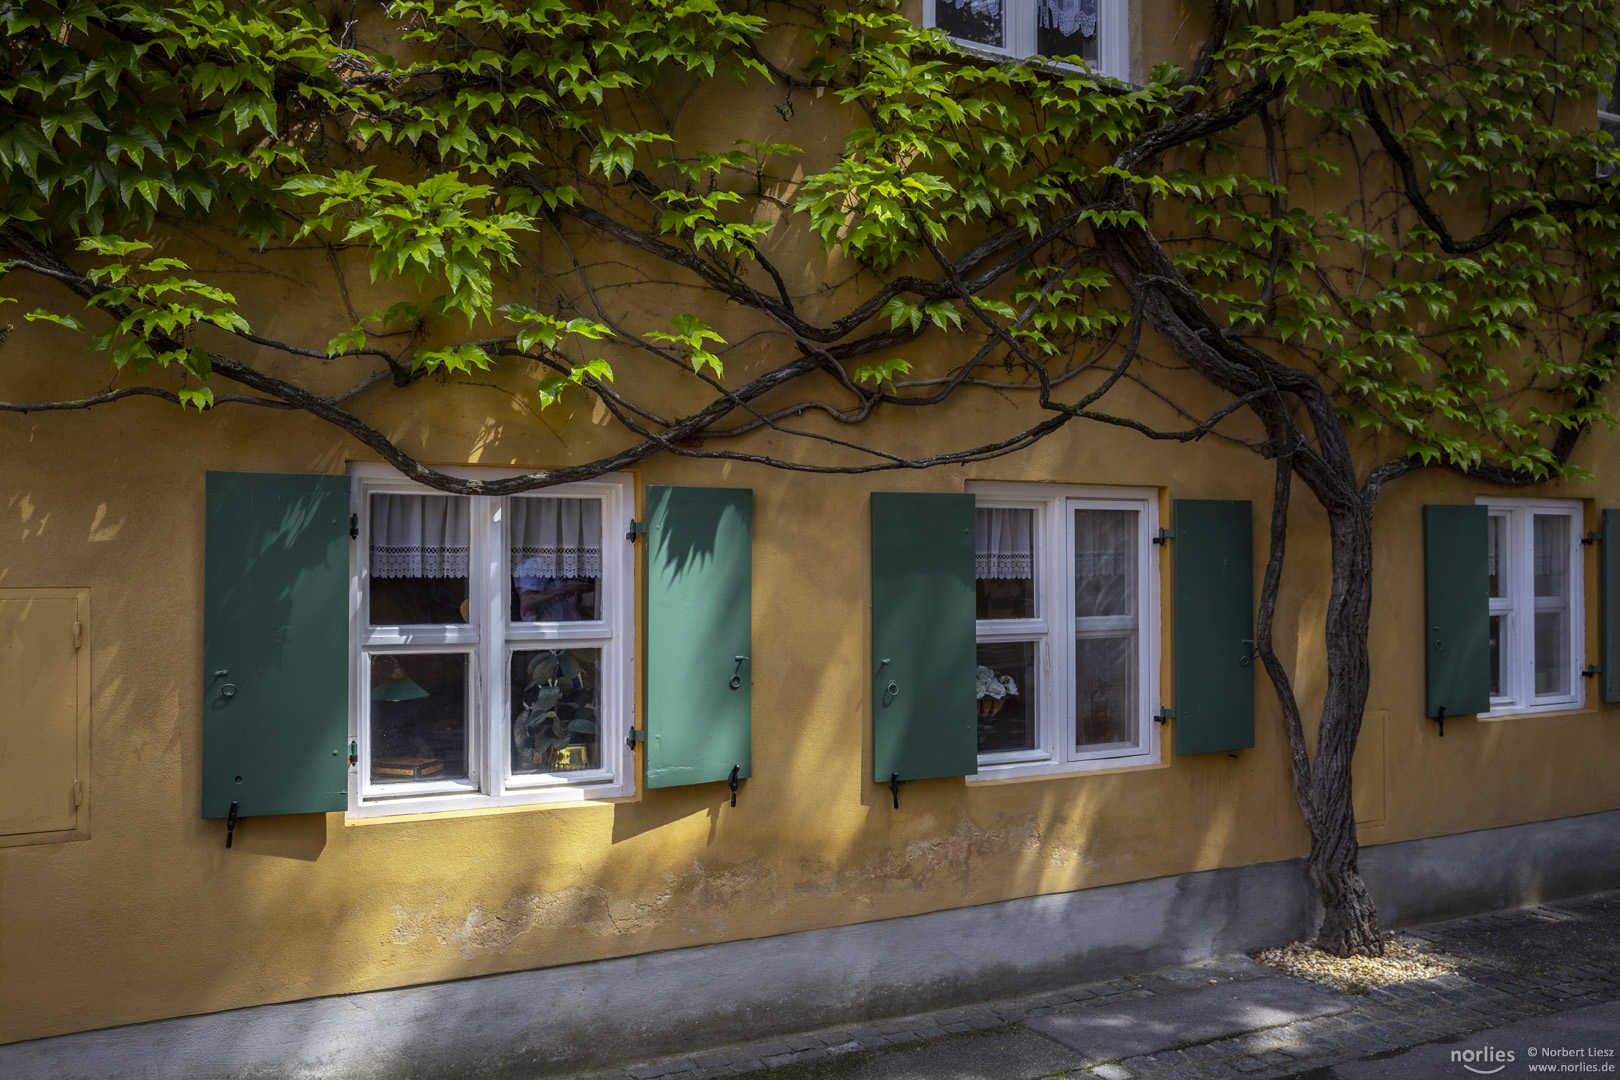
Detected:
[{"left": 1304, "top": 501, "right": 1382, "bottom": 956}]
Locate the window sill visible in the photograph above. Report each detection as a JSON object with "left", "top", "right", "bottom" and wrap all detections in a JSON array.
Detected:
[
  {"left": 346, "top": 774, "right": 638, "bottom": 822},
  {"left": 966, "top": 754, "right": 1166, "bottom": 784},
  {"left": 1474, "top": 705, "right": 1597, "bottom": 723}
]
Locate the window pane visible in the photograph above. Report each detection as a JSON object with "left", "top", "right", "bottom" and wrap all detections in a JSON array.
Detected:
[
  {"left": 1074, "top": 508, "right": 1136, "bottom": 618},
  {"left": 1075, "top": 634, "right": 1137, "bottom": 750},
  {"left": 511, "top": 648, "right": 602, "bottom": 775},
  {"left": 1532, "top": 514, "right": 1571, "bottom": 697},
  {"left": 935, "top": 0, "right": 1003, "bottom": 49},
  {"left": 1533, "top": 514, "right": 1570, "bottom": 601},
  {"left": 1534, "top": 611, "right": 1569, "bottom": 696},
  {"left": 976, "top": 641, "right": 1036, "bottom": 753},
  {"left": 1036, "top": 0, "right": 1099, "bottom": 60},
  {"left": 369, "top": 653, "right": 469, "bottom": 784},
  {"left": 976, "top": 508, "right": 1035, "bottom": 619},
  {"left": 1487, "top": 515, "right": 1505, "bottom": 598},
  {"left": 510, "top": 497, "right": 602, "bottom": 622},
  {"left": 369, "top": 493, "right": 469, "bottom": 624},
  {"left": 1489, "top": 614, "right": 1502, "bottom": 697}
]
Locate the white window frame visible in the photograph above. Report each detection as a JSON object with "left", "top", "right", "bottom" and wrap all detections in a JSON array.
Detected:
[
  {"left": 1477, "top": 496, "right": 1585, "bottom": 718},
  {"left": 967, "top": 481, "right": 1159, "bottom": 780},
  {"left": 922, "top": 0, "right": 1130, "bottom": 81},
  {"left": 348, "top": 463, "right": 636, "bottom": 817}
]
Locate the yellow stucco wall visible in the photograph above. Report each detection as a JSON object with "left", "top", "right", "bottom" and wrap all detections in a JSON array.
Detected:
[
  {"left": 4, "top": 337, "right": 1620, "bottom": 1043},
  {"left": 3, "top": 0, "right": 1620, "bottom": 1048}
]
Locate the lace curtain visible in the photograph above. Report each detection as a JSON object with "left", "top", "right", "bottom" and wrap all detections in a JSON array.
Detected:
[
  {"left": 510, "top": 497, "right": 603, "bottom": 580},
  {"left": 370, "top": 494, "right": 470, "bottom": 579},
  {"left": 1039, "top": 0, "right": 1098, "bottom": 38},
  {"left": 976, "top": 508, "right": 1035, "bottom": 580}
]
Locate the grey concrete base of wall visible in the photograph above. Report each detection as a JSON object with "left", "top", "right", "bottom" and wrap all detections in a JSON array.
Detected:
[{"left": 8, "top": 809, "right": 1620, "bottom": 1080}]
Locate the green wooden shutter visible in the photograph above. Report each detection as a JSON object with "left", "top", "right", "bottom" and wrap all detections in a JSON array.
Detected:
[
  {"left": 1172, "top": 499, "right": 1255, "bottom": 755},
  {"left": 1423, "top": 504, "right": 1490, "bottom": 718},
  {"left": 1603, "top": 509, "right": 1620, "bottom": 704},
  {"left": 645, "top": 486, "right": 753, "bottom": 789},
  {"left": 202, "top": 472, "right": 350, "bottom": 818},
  {"left": 870, "top": 492, "right": 977, "bottom": 784}
]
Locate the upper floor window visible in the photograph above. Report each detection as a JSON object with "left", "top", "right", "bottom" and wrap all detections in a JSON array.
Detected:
[
  {"left": 968, "top": 482, "right": 1159, "bottom": 779},
  {"left": 1481, "top": 497, "right": 1584, "bottom": 716},
  {"left": 351, "top": 465, "right": 635, "bottom": 816},
  {"left": 925, "top": 0, "right": 1130, "bottom": 79}
]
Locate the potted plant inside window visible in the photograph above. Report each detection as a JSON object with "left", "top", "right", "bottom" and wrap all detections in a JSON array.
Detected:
[
  {"left": 514, "top": 650, "right": 599, "bottom": 770},
  {"left": 975, "top": 665, "right": 1019, "bottom": 716}
]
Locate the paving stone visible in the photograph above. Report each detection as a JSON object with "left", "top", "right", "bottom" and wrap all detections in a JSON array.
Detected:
[
  {"left": 726, "top": 1060, "right": 764, "bottom": 1075},
  {"left": 748, "top": 1041, "right": 791, "bottom": 1058},
  {"left": 1026, "top": 977, "right": 1353, "bottom": 1063},
  {"left": 1090, "top": 1065, "right": 1134, "bottom": 1080}
]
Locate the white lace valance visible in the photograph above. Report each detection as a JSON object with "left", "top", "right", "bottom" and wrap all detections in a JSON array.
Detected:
[
  {"left": 977, "top": 508, "right": 1035, "bottom": 580},
  {"left": 1039, "top": 0, "right": 1097, "bottom": 38},
  {"left": 510, "top": 497, "right": 603, "bottom": 581},
  {"left": 370, "top": 493, "right": 470, "bottom": 579}
]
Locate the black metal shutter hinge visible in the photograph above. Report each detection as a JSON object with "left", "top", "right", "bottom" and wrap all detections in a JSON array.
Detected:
[{"left": 627, "top": 521, "right": 647, "bottom": 542}]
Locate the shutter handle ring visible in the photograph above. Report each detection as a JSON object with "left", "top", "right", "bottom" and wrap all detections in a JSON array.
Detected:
[{"left": 220, "top": 683, "right": 238, "bottom": 699}]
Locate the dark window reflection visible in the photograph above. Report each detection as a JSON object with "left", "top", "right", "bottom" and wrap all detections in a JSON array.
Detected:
[
  {"left": 936, "top": 0, "right": 1003, "bottom": 49},
  {"left": 977, "top": 641, "right": 1036, "bottom": 752},
  {"left": 1075, "top": 634, "right": 1136, "bottom": 749},
  {"left": 369, "top": 653, "right": 469, "bottom": 784}
]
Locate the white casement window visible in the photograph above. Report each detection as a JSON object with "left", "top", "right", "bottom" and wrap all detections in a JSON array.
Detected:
[
  {"left": 349, "top": 464, "right": 635, "bottom": 816},
  {"left": 1480, "top": 497, "right": 1585, "bottom": 716},
  {"left": 968, "top": 482, "right": 1159, "bottom": 779},
  {"left": 924, "top": 0, "right": 1129, "bottom": 79}
]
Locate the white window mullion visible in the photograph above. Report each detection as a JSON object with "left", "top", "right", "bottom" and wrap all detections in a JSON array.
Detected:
[
  {"left": 478, "top": 495, "right": 505, "bottom": 796},
  {"left": 1052, "top": 496, "right": 1072, "bottom": 763}
]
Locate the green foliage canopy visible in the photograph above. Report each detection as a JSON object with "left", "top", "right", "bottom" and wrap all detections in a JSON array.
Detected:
[{"left": 0, "top": 0, "right": 1617, "bottom": 485}]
